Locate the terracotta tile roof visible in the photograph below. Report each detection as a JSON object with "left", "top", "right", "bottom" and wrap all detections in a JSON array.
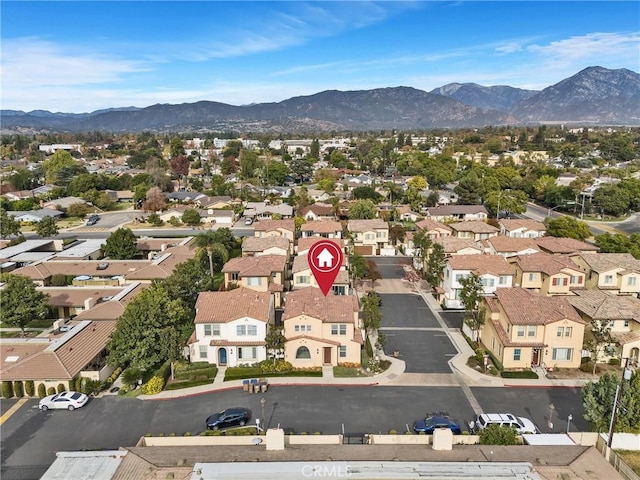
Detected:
[
  {"left": 297, "top": 237, "right": 346, "bottom": 254},
  {"left": 301, "top": 204, "right": 334, "bottom": 217},
  {"left": 433, "top": 237, "right": 481, "bottom": 254},
  {"left": 136, "top": 238, "right": 187, "bottom": 252},
  {"left": 194, "top": 288, "right": 272, "bottom": 323},
  {"left": 0, "top": 320, "right": 117, "bottom": 381},
  {"left": 415, "top": 218, "right": 452, "bottom": 233},
  {"left": 485, "top": 236, "right": 540, "bottom": 253},
  {"left": 283, "top": 288, "right": 358, "bottom": 323},
  {"left": 38, "top": 286, "right": 125, "bottom": 307},
  {"left": 242, "top": 236, "right": 290, "bottom": 253},
  {"left": 222, "top": 255, "right": 287, "bottom": 277},
  {"left": 253, "top": 219, "right": 295, "bottom": 233},
  {"left": 286, "top": 334, "right": 341, "bottom": 346},
  {"left": 493, "top": 288, "right": 584, "bottom": 325},
  {"left": 300, "top": 220, "right": 343, "bottom": 234},
  {"left": 567, "top": 289, "right": 640, "bottom": 321},
  {"left": 293, "top": 252, "right": 347, "bottom": 274},
  {"left": 499, "top": 219, "right": 547, "bottom": 232},
  {"left": 511, "top": 253, "right": 583, "bottom": 275},
  {"left": 535, "top": 237, "right": 599, "bottom": 254},
  {"left": 576, "top": 253, "right": 640, "bottom": 274},
  {"left": 447, "top": 254, "right": 514, "bottom": 276},
  {"left": 13, "top": 260, "right": 152, "bottom": 280},
  {"left": 353, "top": 328, "right": 364, "bottom": 345},
  {"left": 611, "top": 330, "right": 640, "bottom": 346},
  {"left": 449, "top": 221, "right": 500, "bottom": 234},
  {"left": 426, "top": 205, "right": 488, "bottom": 216},
  {"left": 347, "top": 219, "right": 388, "bottom": 232}
]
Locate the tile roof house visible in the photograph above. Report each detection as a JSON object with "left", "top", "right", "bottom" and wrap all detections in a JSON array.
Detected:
[
  {"left": 43, "top": 196, "right": 88, "bottom": 210},
  {"left": 449, "top": 221, "right": 500, "bottom": 241},
  {"left": 241, "top": 236, "right": 290, "bottom": 260},
  {"left": 535, "top": 237, "right": 599, "bottom": 255},
  {"left": 568, "top": 289, "right": 640, "bottom": 365},
  {"left": 569, "top": 253, "right": 640, "bottom": 296},
  {"left": 432, "top": 237, "right": 483, "bottom": 256},
  {"left": 194, "top": 195, "right": 234, "bottom": 209},
  {"left": 300, "top": 203, "right": 335, "bottom": 221},
  {"left": 38, "top": 286, "right": 126, "bottom": 319},
  {"left": 222, "top": 255, "right": 288, "bottom": 307},
  {"left": 0, "top": 319, "right": 118, "bottom": 389},
  {"left": 423, "top": 205, "right": 489, "bottom": 222},
  {"left": 9, "top": 208, "right": 64, "bottom": 223},
  {"left": 347, "top": 219, "right": 390, "bottom": 256},
  {"left": 480, "top": 288, "right": 586, "bottom": 370},
  {"left": 414, "top": 218, "right": 452, "bottom": 239},
  {"left": 73, "top": 282, "right": 147, "bottom": 322},
  {"left": 190, "top": 288, "right": 274, "bottom": 367},
  {"left": 509, "top": 253, "right": 587, "bottom": 295},
  {"left": 253, "top": 219, "right": 296, "bottom": 245},
  {"left": 244, "top": 202, "right": 294, "bottom": 220},
  {"left": 282, "top": 288, "right": 361, "bottom": 368},
  {"left": 300, "top": 220, "right": 343, "bottom": 239},
  {"left": 292, "top": 250, "right": 350, "bottom": 295},
  {"left": 482, "top": 236, "right": 541, "bottom": 258},
  {"left": 296, "top": 237, "right": 347, "bottom": 256},
  {"left": 499, "top": 219, "right": 547, "bottom": 238},
  {"left": 440, "top": 255, "right": 515, "bottom": 309}
]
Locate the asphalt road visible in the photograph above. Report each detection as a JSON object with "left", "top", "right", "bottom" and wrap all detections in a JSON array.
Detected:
[{"left": 0, "top": 384, "right": 586, "bottom": 480}]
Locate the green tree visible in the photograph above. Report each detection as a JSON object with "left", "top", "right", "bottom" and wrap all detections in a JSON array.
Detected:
[
  {"left": 310, "top": 139, "right": 320, "bottom": 160},
  {"left": 147, "top": 213, "right": 164, "bottom": 226},
  {"left": 582, "top": 370, "right": 640, "bottom": 433},
  {"left": 193, "top": 231, "right": 230, "bottom": 277},
  {"left": 349, "top": 253, "right": 368, "bottom": 284},
  {"left": 593, "top": 184, "right": 631, "bottom": 217},
  {"left": 317, "top": 178, "right": 336, "bottom": 193},
  {"left": 360, "top": 294, "right": 382, "bottom": 342},
  {"left": 289, "top": 158, "right": 314, "bottom": 182},
  {"left": 265, "top": 325, "right": 286, "bottom": 364},
  {"left": 265, "top": 160, "right": 289, "bottom": 186},
  {"left": 412, "top": 229, "right": 432, "bottom": 274},
  {"left": 586, "top": 319, "right": 616, "bottom": 374},
  {"left": 169, "top": 137, "right": 185, "bottom": 158},
  {"left": 107, "top": 284, "right": 190, "bottom": 371},
  {"left": 348, "top": 199, "right": 377, "bottom": 219},
  {"left": 0, "top": 210, "right": 21, "bottom": 238},
  {"left": 407, "top": 176, "right": 427, "bottom": 191},
  {"left": 66, "top": 202, "right": 90, "bottom": 218},
  {"left": 35, "top": 216, "right": 59, "bottom": 237},
  {"left": 425, "top": 242, "right": 446, "bottom": 286},
  {"left": 389, "top": 224, "right": 406, "bottom": 246},
  {"left": 455, "top": 171, "right": 483, "bottom": 205},
  {"left": 0, "top": 275, "right": 48, "bottom": 336},
  {"left": 459, "top": 273, "right": 485, "bottom": 342},
  {"left": 352, "top": 186, "right": 382, "bottom": 201},
  {"left": 484, "top": 189, "right": 528, "bottom": 217},
  {"left": 181, "top": 208, "right": 201, "bottom": 226},
  {"left": 479, "top": 424, "right": 518, "bottom": 445},
  {"left": 594, "top": 233, "right": 640, "bottom": 259},
  {"left": 41, "top": 150, "right": 79, "bottom": 183},
  {"left": 103, "top": 227, "right": 138, "bottom": 260},
  {"left": 545, "top": 216, "right": 592, "bottom": 241},
  {"left": 162, "top": 255, "right": 216, "bottom": 309}
]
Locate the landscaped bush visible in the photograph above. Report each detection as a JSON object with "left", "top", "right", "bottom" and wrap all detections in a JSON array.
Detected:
[
  {"left": 175, "top": 366, "right": 218, "bottom": 381},
  {"left": 2, "top": 381, "right": 14, "bottom": 399},
  {"left": 609, "top": 358, "right": 621, "bottom": 366},
  {"left": 485, "top": 350, "right": 504, "bottom": 372},
  {"left": 224, "top": 363, "right": 322, "bottom": 381},
  {"left": 82, "top": 379, "right": 102, "bottom": 395},
  {"left": 51, "top": 274, "right": 67, "bottom": 286},
  {"left": 47, "top": 387, "right": 56, "bottom": 395},
  {"left": 57, "top": 383, "right": 66, "bottom": 393},
  {"left": 500, "top": 370, "right": 539, "bottom": 379},
  {"left": 37, "top": 383, "right": 47, "bottom": 398},
  {"left": 13, "top": 381, "right": 24, "bottom": 398},
  {"left": 479, "top": 424, "right": 517, "bottom": 445},
  {"left": 25, "top": 380, "right": 35, "bottom": 397},
  {"left": 580, "top": 362, "right": 600, "bottom": 373},
  {"left": 105, "top": 367, "right": 123, "bottom": 386},
  {"left": 141, "top": 375, "right": 165, "bottom": 395}
]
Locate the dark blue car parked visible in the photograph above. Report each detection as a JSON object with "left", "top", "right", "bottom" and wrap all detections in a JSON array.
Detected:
[{"left": 413, "top": 413, "right": 462, "bottom": 434}]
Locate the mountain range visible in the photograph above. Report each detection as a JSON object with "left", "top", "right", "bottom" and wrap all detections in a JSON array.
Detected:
[{"left": 2, "top": 66, "right": 639, "bottom": 134}]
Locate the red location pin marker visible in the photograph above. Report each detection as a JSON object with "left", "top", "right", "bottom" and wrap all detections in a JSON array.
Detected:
[{"left": 308, "top": 240, "right": 344, "bottom": 296}]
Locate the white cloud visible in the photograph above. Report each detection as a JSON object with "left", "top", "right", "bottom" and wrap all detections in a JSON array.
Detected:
[{"left": 496, "top": 42, "right": 523, "bottom": 54}]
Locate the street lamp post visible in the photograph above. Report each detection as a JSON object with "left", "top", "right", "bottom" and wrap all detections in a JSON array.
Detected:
[
  {"left": 547, "top": 205, "right": 562, "bottom": 217},
  {"left": 566, "top": 414, "right": 573, "bottom": 434},
  {"left": 548, "top": 403, "right": 555, "bottom": 432},
  {"left": 608, "top": 357, "right": 633, "bottom": 448},
  {"left": 260, "top": 397, "right": 266, "bottom": 430}
]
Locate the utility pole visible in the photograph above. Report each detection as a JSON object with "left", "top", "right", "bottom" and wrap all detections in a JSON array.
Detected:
[{"left": 608, "top": 357, "right": 633, "bottom": 448}]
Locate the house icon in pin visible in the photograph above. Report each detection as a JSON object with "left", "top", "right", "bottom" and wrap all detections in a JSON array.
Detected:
[{"left": 316, "top": 248, "right": 334, "bottom": 268}]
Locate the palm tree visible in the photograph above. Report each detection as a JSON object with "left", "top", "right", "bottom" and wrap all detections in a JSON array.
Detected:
[{"left": 194, "top": 232, "right": 230, "bottom": 277}]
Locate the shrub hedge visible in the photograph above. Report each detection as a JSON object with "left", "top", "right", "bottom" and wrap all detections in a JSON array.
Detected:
[
  {"left": 57, "top": 383, "right": 66, "bottom": 393},
  {"left": 37, "top": 383, "right": 47, "bottom": 398},
  {"left": 13, "top": 381, "right": 24, "bottom": 398},
  {"left": 2, "top": 381, "right": 14, "bottom": 399},
  {"left": 47, "top": 387, "right": 56, "bottom": 395},
  {"left": 25, "top": 380, "right": 35, "bottom": 397},
  {"left": 500, "top": 370, "right": 539, "bottom": 379}
]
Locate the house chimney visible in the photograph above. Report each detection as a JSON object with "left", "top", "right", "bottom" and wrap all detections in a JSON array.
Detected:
[{"left": 84, "top": 297, "right": 96, "bottom": 310}]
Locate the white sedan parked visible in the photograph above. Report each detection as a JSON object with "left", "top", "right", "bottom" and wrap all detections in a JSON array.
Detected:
[{"left": 39, "top": 391, "right": 89, "bottom": 411}]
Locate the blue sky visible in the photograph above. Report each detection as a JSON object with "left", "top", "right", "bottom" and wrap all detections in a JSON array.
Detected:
[{"left": 1, "top": 1, "right": 639, "bottom": 113}]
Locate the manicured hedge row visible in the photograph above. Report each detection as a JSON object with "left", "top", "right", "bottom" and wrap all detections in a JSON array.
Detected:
[{"left": 500, "top": 370, "right": 539, "bottom": 379}]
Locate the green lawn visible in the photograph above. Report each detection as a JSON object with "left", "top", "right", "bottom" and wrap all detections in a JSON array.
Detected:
[{"left": 333, "top": 366, "right": 367, "bottom": 377}]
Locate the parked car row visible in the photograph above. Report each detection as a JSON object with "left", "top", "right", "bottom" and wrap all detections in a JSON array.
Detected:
[{"left": 413, "top": 411, "right": 539, "bottom": 435}]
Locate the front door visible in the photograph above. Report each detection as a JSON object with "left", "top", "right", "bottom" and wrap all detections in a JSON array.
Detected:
[
  {"left": 218, "top": 348, "right": 227, "bottom": 366},
  {"left": 323, "top": 347, "right": 332, "bottom": 365},
  {"left": 532, "top": 349, "right": 540, "bottom": 366}
]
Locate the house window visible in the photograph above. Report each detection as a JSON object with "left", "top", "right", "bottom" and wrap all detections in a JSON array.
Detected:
[
  {"left": 528, "top": 273, "right": 537, "bottom": 281},
  {"left": 237, "top": 325, "right": 246, "bottom": 336},
  {"left": 517, "top": 326, "right": 525, "bottom": 337},
  {"left": 199, "top": 346, "right": 208, "bottom": 359},
  {"left": 204, "top": 325, "right": 212, "bottom": 336},
  {"left": 565, "top": 326, "right": 572, "bottom": 337},
  {"left": 339, "top": 346, "right": 347, "bottom": 358},
  {"left": 527, "top": 326, "right": 536, "bottom": 337},
  {"left": 296, "top": 346, "right": 311, "bottom": 359},
  {"left": 213, "top": 324, "right": 220, "bottom": 336},
  {"left": 446, "top": 270, "right": 450, "bottom": 279},
  {"left": 231, "top": 272, "right": 239, "bottom": 281},
  {"left": 238, "top": 347, "right": 257, "bottom": 360},
  {"left": 552, "top": 277, "right": 567, "bottom": 286},
  {"left": 604, "top": 275, "right": 614, "bottom": 285},
  {"left": 331, "top": 324, "right": 347, "bottom": 335},
  {"left": 513, "top": 349, "right": 521, "bottom": 361},
  {"left": 455, "top": 274, "right": 465, "bottom": 282},
  {"left": 481, "top": 278, "right": 495, "bottom": 288},
  {"left": 332, "top": 285, "right": 346, "bottom": 295},
  {"left": 295, "top": 325, "right": 311, "bottom": 332},
  {"left": 298, "top": 275, "right": 310, "bottom": 284},
  {"left": 624, "top": 320, "right": 630, "bottom": 328},
  {"left": 628, "top": 277, "right": 637, "bottom": 286},
  {"left": 552, "top": 348, "right": 573, "bottom": 361},
  {"left": 557, "top": 327, "right": 564, "bottom": 337},
  {"left": 570, "top": 275, "right": 583, "bottom": 284},
  {"left": 376, "top": 231, "right": 386, "bottom": 239},
  {"left": 499, "top": 276, "right": 508, "bottom": 285},
  {"left": 365, "top": 233, "right": 375, "bottom": 240},
  {"left": 247, "top": 325, "right": 257, "bottom": 336},
  {"left": 246, "top": 277, "right": 262, "bottom": 286}
]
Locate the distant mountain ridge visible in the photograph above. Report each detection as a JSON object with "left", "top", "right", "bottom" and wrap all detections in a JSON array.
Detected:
[{"left": 2, "top": 66, "right": 638, "bottom": 133}]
